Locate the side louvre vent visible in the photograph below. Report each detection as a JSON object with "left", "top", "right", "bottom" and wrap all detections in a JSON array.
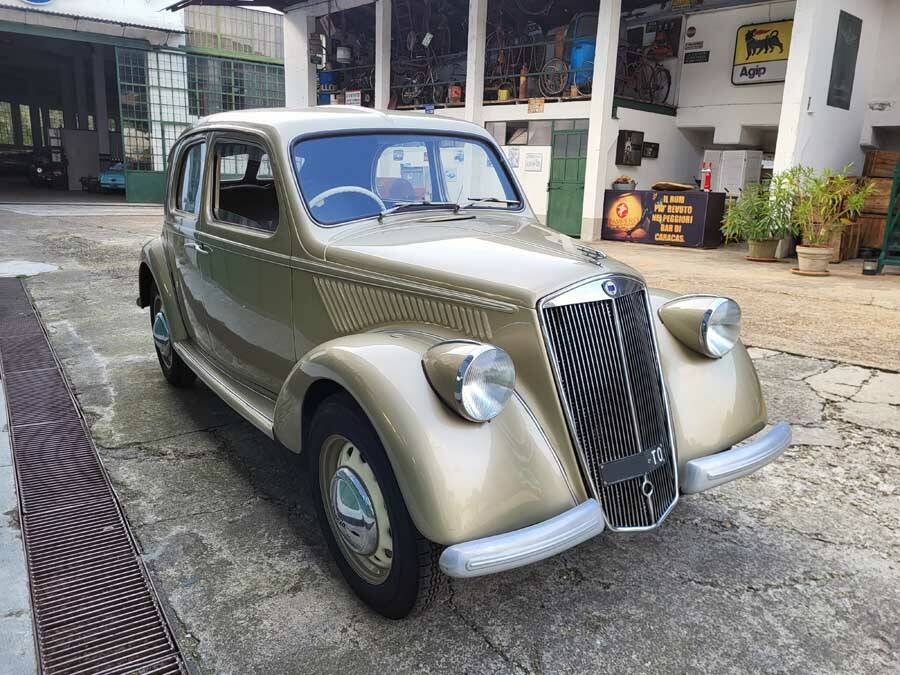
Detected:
[{"left": 315, "top": 276, "right": 493, "bottom": 340}]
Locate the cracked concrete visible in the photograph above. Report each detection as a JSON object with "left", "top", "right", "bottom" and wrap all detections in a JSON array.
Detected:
[{"left": 2, "top": 205, "right": 899, "bottom": 674}]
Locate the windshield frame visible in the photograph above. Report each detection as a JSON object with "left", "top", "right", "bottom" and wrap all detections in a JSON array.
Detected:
[{"left": 289, "top": 129, "right": 525, "bottom": 228}]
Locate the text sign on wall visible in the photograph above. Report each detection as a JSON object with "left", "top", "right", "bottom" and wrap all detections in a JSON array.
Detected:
[
  {"left": 602, "top": 191, "right": 710, "bottom": 247},
  {"left": 732, "top": 20, "right": 793, "bottom": 85}
]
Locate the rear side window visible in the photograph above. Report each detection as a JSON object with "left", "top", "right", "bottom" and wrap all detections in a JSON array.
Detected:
[
  {"left": 176, "top": 142, "right": 205, "bottom": 214},
  {"left": 213, "top": 140, "right": 279, "bottom": 232}
]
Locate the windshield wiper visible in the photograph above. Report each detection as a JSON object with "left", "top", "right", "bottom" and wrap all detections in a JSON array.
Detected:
[
  {"left": 378, "top": 201, "right": 461, "bottom": 221},
  {"left": 463, "top": 196, "right": 522, "bottom": 208}
]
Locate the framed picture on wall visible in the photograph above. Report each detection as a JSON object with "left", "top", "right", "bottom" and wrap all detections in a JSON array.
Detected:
[
  {"left": 642, "top": 142, "right": 660, "bottom": 159},
  {"left": 615, "top": 130, "right": 644, "bottom": 166}
]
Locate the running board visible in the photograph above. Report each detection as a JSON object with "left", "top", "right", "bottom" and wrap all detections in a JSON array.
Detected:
[{"left": 172, "top": 342, "right": 276, "bottom": 439}]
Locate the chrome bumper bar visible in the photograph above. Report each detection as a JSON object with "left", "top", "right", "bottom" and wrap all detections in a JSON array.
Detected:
[
  {"left": 439, "top": 499, "right": 605, "bottom": 579},
  {"left": 681, "top": 422, "right": 791, "bottom": 494}
]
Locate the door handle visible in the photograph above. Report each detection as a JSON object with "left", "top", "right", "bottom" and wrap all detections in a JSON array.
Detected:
[{"left": 192, "top": 242, "right": 210, "bottom": 255}]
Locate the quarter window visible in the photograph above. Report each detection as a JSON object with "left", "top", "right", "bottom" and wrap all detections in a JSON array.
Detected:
[
  {"left": 176, "top": 142, "right": 206, "bottom": 215},
  {"left": 213, "top": 140, "right": 279, "bottom": 231}
]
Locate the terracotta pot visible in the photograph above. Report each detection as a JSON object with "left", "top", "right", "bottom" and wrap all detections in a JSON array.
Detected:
[
  {"left": 748, "top": 238, "right": 779, "bottom": 260},
  {"left": 796, "top": 245, "right": 833, "bottom": 274}
]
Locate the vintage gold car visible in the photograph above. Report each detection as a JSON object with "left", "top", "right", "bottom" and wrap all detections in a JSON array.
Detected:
[{"left": 137, "top": 108, "right": 791, "bottom": 619}]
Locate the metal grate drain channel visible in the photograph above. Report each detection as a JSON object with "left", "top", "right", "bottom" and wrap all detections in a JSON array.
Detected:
[{"left": 0, "top": 278, "right": 186, "bottom": 675}]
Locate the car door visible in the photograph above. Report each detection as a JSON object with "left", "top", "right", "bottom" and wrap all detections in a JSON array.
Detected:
[
  {"left": 196, "top": 132, "right": 294, "bottom": 395},
  {"left": 166, "top": 135, "right": 214, "bottom": 353}
]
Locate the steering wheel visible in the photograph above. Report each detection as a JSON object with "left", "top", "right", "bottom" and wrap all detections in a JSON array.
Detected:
[{"left": 309, "top": 185, "right": 386, "bottom": 211}]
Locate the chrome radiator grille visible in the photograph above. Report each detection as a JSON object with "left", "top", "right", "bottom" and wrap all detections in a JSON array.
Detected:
[{"left": 541, "top": 279, "right": 677, "bottom": 530}]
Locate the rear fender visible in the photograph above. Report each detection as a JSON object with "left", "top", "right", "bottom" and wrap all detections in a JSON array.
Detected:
[
  {"left": 273, "top": 330, "right": 578, "bottom": 545},
  {"left": 648, "top": 289, "right": 767, "bottom": 473},
  {"left": 138, "top": 236, "right": 188, "bottom": 342}
]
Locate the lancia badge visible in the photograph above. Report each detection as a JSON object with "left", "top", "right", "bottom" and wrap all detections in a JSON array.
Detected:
[{"left": 603, "top": 280, "right": 618, "bottom": 297}]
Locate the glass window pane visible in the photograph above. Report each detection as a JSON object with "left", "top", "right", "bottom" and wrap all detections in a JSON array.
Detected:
[
  {"left": 214, "top": 141, "right": 278, "bottom": 231},
  {"left": 177, "top": 142, "right": 206, "bottom": 214},
  {"left": 0, "top": 102, "right": 13, "bottom": 145},
  {"left": 574, "top": 119, "right": 589, "bottom": 130},
  {"left": 528, "top": 120, "right": 552, "bottom": 146},
  {"left": 19, "top": 105, "right": 33, "bottom": 146},
  {"left": 554, "top": 119, "right": 574, "bottom": 131}
]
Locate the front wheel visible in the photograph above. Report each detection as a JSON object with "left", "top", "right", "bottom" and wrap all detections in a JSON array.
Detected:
[{"left": 307, "top": 392, "right": 446, "bottom": 618}]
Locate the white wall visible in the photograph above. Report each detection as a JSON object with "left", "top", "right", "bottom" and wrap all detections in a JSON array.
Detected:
[
  {"left": 862, "top": 0, "right": 900, "bottom": 148},
  {"left": 607, "top": 107, "right": 703, "bottom": 190},
  {"left": 502, "top": 146, "right": 552, "bottom": 221},
  {"left": 677, "top": 1, "right": 795, "bottom": 144},
  {"left": 774, "top": 0, "right": 885, "bottom": 173}
]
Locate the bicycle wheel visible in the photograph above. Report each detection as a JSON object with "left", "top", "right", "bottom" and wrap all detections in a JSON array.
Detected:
[
  {"left": 515, "top": 0, "right": 553, "bottom": 16},
  {"left": 649, "top": 67, "right": 672, "bottom": 104},
  {"left": 575, "top": 60, "right": 593, "bottom": 97},
  {"left": 540, "top": 57, "right": 568, "bottom": 97}
]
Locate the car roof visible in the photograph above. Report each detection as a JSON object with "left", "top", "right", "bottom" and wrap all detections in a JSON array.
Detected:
[{"left": 191, "top": 106, "right": 494, "bottom": 143}]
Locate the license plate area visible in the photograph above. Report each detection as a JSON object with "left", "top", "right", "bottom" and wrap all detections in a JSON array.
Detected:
[{"left": 598, "top": 446, "right": 667, "bottom": 487}]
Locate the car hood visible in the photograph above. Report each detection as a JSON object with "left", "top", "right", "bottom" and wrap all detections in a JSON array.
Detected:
[{"left": 322, "top": 214, "right": 643, "bottom": 308}]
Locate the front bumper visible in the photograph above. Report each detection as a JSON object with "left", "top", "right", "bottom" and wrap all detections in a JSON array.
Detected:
[
  {"left": 681, "top": 422, "right": 791, "bottom": 494},
  {"left": 439, "top": 422, "right": 791, "bottom": 579},
  {"left": 439, "top": 499, "right": 605, "bottom": 579}
]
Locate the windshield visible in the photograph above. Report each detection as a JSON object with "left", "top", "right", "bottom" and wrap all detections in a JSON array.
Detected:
[{"left": 292, "top": 133, "right": 521, "bottom": 225}]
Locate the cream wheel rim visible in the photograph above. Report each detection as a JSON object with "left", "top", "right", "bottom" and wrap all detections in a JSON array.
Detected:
[{"left": 320, "top": 435, "right": 393, "bottom": 585}]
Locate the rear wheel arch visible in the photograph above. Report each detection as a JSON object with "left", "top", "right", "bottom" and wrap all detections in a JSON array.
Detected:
[
  {"left": 300, "top": 379, "right": 349, "bottom": 450},
  {"left": 138, "top": 262, "right": 154, "bottom": 308}
]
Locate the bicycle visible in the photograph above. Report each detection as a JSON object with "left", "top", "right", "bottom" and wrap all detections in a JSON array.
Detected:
[{"left": 614, "top": 46, "right": 671, "bottom": 104}]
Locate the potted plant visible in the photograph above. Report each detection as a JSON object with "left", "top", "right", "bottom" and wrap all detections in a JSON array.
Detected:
[
  {"left": 721, "top": 181, "right": 792, "bottom": 260},
  {"left": 788, "top": 165, "right": 875, "bottom": 275},
  {"left": 612, "top": 174, "right": 636, "bottom": 191}
]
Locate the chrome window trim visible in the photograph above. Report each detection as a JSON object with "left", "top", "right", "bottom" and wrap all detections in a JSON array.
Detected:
[{"left": 537, "top": 273, "right": 680, "bottom": 532}]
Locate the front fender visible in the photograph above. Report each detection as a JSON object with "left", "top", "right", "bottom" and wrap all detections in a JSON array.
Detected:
[
  {"left": 648, "top": 289, "right": 767, "bottom": 474},
  {"left": 138, "top": 236, "right": 188, "bottom": 342},
  {"left": 273, "top": 331, "right": 578, "bottom": 546}
]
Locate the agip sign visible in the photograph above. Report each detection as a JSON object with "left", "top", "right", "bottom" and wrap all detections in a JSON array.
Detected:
[{"left": 732, "top": 20, "right": 793, "bottom": 85}]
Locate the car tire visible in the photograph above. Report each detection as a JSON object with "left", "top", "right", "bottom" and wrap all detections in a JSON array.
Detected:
[
  {"left": 149, "top": 284, "right": 195, "bottom": 387},
  {"left": 307, "top": 392, "right": 447, "bottom": 619}
]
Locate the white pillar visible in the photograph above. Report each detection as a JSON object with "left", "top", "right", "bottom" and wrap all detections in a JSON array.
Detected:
[
  {"left": 284, "top": 10, "right": 318, "bottom": 108},
  {"left": 580, "top": 0, "right": 621, "bottom": 241},
  {"left": 374, "top": 0, "right": 391, "bottom": 109},
  {"left": 464, "top": 0, "right": 488, "bottom": 125},
  {"left": 92, "top": 46, "right": 110, "bottom": 155}
]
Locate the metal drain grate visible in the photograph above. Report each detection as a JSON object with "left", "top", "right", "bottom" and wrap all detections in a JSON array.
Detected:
[{"left": 0, "top": 278, "right": 186, "bottom": 675}]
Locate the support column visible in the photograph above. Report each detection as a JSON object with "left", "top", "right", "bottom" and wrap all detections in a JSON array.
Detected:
[
  {"left": 464, "top": 0, "right": 488, "bottom": 125},
  {"left": 92, "top": 46, "right": 110, "bottom": 155},
  {"left": 284, "top": 10, "right": 318, "bottom": 108},
  {"left": 580, "top": 0, "right": 621, "bottom": 241},
  {"left": 374, "top": 0, "right": 391, "bottom": 109},
  {"left": 74, "top": 51, "right": 90, "bottom": 130}
]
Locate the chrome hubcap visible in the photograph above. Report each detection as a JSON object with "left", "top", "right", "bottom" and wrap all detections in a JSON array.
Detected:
[
  {"left": 151, "top": 299, "right": 173, "bottom": 368},
  {"left": 330, "top": 467, "right": 378, "bottom": 555},
  {"left": 320, "top": 436, "right": 393, "bottom": 584}
]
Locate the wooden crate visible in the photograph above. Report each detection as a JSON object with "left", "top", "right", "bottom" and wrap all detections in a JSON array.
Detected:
[
  {"left": 863, "top": 150, "right": 900, "bottom": 178},
  {"left": 857, "top": 214, "right": 887, "bottom": 248},
  {"left": 861, "top": 177, "right": 893, "bottom": 215},
  {"left": 840, "top": 221, "right": 863, "bottom": 260}
]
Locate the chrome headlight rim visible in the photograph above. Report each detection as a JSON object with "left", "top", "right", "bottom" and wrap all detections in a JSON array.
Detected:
[
  {"left": 699, "top": 296, "right": 741, "bottom": 359},
  {"left": 423, "top": 341, "right": 516, "bottom": 423}
]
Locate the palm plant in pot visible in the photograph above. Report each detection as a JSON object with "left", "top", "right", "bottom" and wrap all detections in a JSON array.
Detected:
[
  {"left": 721, "top": 179, "right": 794, "bottom": 261},
  {"left": 788, "top": 165, "right": 874, "bottom": 275}
]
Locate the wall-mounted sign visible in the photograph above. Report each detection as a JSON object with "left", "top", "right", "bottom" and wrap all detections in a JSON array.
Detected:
[
  {"left": 615, "top": 130, "right": 644, "bottom": 166},
  {"left": 506, "top": 146, "right": 520, "bottom": 169},
  {"left": 684, "top": 40, "right": 703, "bottom": 50},
  {"left": 732, "top": 20, "right": 793, "bottom": 85},
  {"left": 642, "top": 142, "right": 660, "bottom": 159},
  {"left": 345, "top": 90, "right": 362, "bottom": 106},
  {"left": 827, "top": 11, "right": 862, "bottom": 110},
  {"left": 527, "top": 98, "right": 545, "bottom": 113},
  {"left": 524, "top": 153, "right": 543, "bottom": 172},
  {"left": 684, "top": 50, "right": 709, "bottom": 64},
  {"left": 601, "top": 190, "right": 725, "bottom": 248}
]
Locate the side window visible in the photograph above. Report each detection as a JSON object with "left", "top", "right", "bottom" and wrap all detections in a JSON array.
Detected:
[
  {"left": 374, "top": 142, "right": 433, "bottom": 203},
  {"left": 176, "top": 142, "right": 206, "bottom": 215},
  {"left": 213, "top": 140, "right": 279, "bottom": 232}
]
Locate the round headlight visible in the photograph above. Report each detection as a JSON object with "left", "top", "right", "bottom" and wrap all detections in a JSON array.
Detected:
[
  {"left": 702, "top": 298, "right": 741, "bottom": 358},
  {"left": 422, "top": 342, "right": 515, "bottom": 422}
]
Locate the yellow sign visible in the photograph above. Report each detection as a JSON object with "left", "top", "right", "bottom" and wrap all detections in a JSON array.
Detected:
[
  {"left": 527, "top": 97, "right": 545, "bottom": 114},
  {"left": 733, "top": 20, "right": 792, "bottom": 85}
]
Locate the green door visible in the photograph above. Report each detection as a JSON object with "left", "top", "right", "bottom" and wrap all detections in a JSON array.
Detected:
[{"left": 546, "top": 128, "right": 588, "bottom": 236}]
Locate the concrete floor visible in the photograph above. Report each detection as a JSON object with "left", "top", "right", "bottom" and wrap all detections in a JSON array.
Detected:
[{"left": 1, "top": 206, "right": 898, "bottom": 674}]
